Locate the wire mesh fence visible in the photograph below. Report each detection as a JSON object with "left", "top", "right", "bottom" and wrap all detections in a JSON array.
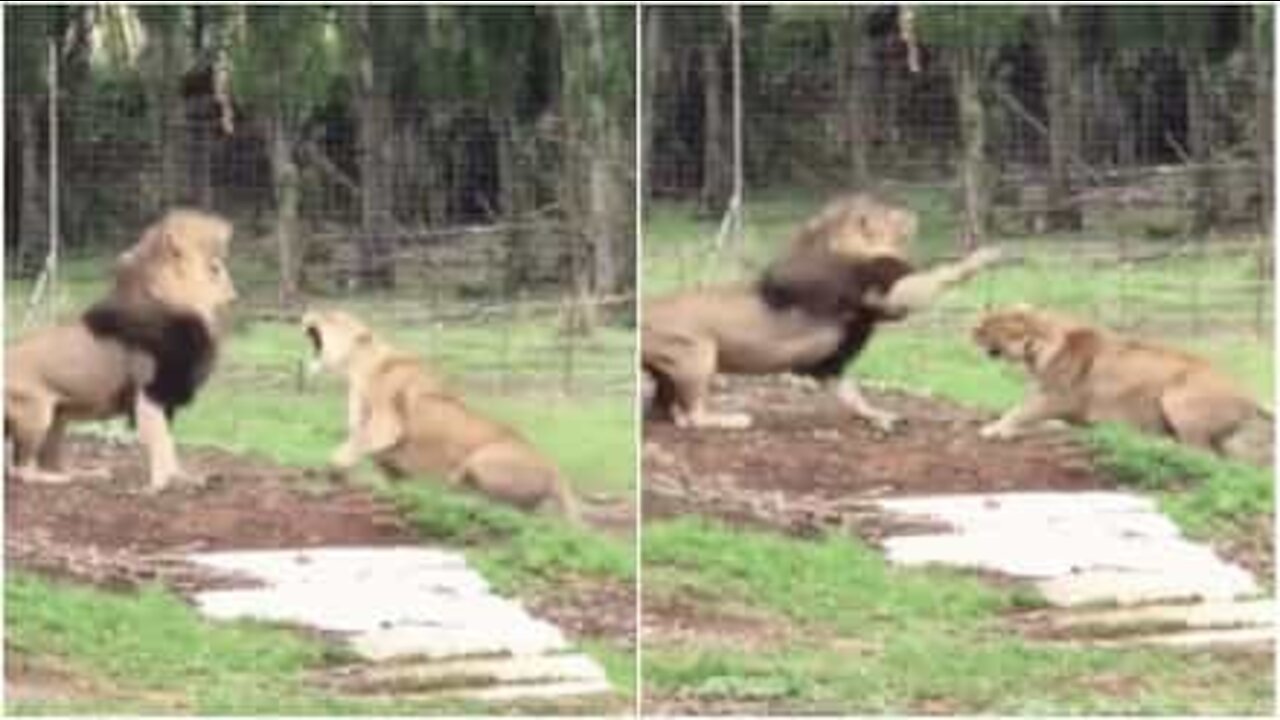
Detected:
[
  {"left": 5, "top": 4, "right": 636, "bottom": 397},
  {"left": 643, "top": 5, "right": 1273, "bottom": 353}
]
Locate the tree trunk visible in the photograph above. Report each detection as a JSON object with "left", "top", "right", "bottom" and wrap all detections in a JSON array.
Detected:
[
  {"left": 349, "top": 5, "right": 396, "bottom": 289},
  {"left": 15, "top": 98, "right": 48, "bottom": 271},
  {"left": 951, "top": 49, "right": 989, "bottom": 247},
  {"left": 1042, "top": 6, "right": 1083, "bottom": 231},
  {"left": 837, "top": 5, "right": 870, "bottom": 190},
  {"left": 185, "top": 7, "right": 214, "bottom": 208},
  {"left": 556, "top": 6, "right": 630, "bottom": 332},
  {"left": 642, "top": 7, "right": 662, "bottom": 214},
  {"left": 154, "top": 19, "right": 187, "bottom": 207},
  {"left": 268, "top": 113, "right": 300, "bottom": 306},
  {"left": 1184, "top": 48, "right": 1219, "bottom": 235},
  {"left": 698, "top": 35, "right": 729, "bottom": 215},
  {"left": 1254, "top": 7, "right": 1272, "bottom": 234}
]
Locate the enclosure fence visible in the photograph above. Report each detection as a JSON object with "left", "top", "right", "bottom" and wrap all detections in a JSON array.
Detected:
[
  {"left": 644, "top": 4, "right": 1273, "bottom": 345},
  {"left": 5, "top": 4, "right": 636, "bottom": 397}
]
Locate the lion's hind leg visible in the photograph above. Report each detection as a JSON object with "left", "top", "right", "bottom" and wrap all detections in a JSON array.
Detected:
[
  {"left": 1158, "top": 381, "right": 1253, "bottom": 455},
  {"left": 6, "top": 388, "right": 76, "bottom": 484},
  {"left": 648, "top": 333, "right": 751, "bottom": 429},
  {"left": 455, "top": 443, "right": 561, "bottom": 513}
]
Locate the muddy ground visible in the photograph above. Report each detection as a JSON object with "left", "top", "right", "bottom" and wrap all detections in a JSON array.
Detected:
[{"left": 6, "top": 437, "right": 636, "bottom": 696}]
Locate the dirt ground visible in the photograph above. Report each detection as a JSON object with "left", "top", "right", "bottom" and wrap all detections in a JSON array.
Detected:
[
  {"left": 644, "top": 378, "right": 1104, "bottom": 540},
  {"left": 641, "top": 378, "right": 1273, "bottom": 713},
  {"left": 6, "top": 436, "right": 636, "bottom": 703}
]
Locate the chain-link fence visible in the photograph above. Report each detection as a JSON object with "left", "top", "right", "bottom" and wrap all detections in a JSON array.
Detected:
[
  {"left": 643, "top": 5, "right": 1273, "bottom": 355},
  {"left": 6, "top": 4, "right": 636, "bottom": 397}
]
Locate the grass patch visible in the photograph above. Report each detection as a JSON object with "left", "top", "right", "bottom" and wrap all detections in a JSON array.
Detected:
[
  {"left": 641, "top": 519, "right": 1273, "bottom": 714},
  {"left": 647, "top": 192, "right": 1274, "bottom": 540},
  {"left": 384, "top": 481, "right": 634, "bottom": 593},
  {"left": 1086, "top": 424, "right": 1273, "bottom": 541},
  {"left": 4, "top": 573, "right": 495, "bottom": 715},
  {"left": 6, "top": 258, "right": 636, "bottom": 713}
]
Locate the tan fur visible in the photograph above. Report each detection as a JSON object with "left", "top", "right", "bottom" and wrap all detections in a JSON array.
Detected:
[
  {"left": 973, "top": 305, "right": 1271, "bottom": 464},
  {"left": 788, "top": 193, "right": 917, "bottom": 261},
  {"left": 643, "top": 194, "right": 999, "bottom": 430},
  {"left": 5, "top": 209, "right": 236, "bottom": 489},
  {"left": 302, "top": 310, "right": 579, "bottom": 520}
]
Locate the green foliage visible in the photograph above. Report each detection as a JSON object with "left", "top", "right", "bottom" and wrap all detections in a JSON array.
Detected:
[
  {"left": 914, "top": 6, "right": 1033, "bottom": 50},
  {"left": 1086, "top": 424, "right": 1273, "bottom": 539},
  {"left": 230, "top": 6, "right": 345, "bottom": 124},
  {"left": 641, "top": 519, "right": 1272, "bottom": 713},
  {"left": 384, "top": 481, "right": 634, "bottom": 593},
  {"left": 644, "top": 518, "right": 1009, "bottom": 635}
]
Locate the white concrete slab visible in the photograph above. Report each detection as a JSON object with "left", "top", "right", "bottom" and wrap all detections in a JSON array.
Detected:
[
  {"left": 1037, "top": 568, "right": 1258, "bottom": 607},
  {"left": 351, "top": 623, "right": 569, "bottom": 662},
  {"left": 874, "top": 491, "right": 1262, "bottom": 622},
  {"left": 1046, "top": 599, "right": 1275, "bottom": 633},
  {"left": 185, "top": 546, "right": 608, "bottom": 701},
  {"left": 1096, "top": 626, "right": 1276, "bottom": 650},
  {"left": 449, "top": 679, "right": 616, "bottom": 701},
  {"left": 883, "top": 531, "right": 1238, "bottom": 579},
  {"left": 329, "top": 654, "right": 607, "bottom": 692}
]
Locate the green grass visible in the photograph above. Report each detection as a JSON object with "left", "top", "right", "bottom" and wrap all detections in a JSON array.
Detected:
[
  {"left": 5, "top": 259, "right": 636, "bottom": 714},
  {"left": 646, "top": 191, "right": 1274, "bottom": 536},
  {"left": 4, "top": 573, "right": 503, "bottom": 715},
  {"left": 641, "top": 519, "right": 1273, "bottom": 714},
  {"left": 640, "top": 192, "right": 1274, "bottom": 713}
]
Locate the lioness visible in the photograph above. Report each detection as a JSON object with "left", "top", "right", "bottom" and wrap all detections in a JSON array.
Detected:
[
  {"left": 302, "top": 309, "right": 579, "bottom": 519},
  {"left": 5, "top": 209, "right": 237, "bottom": 490},
  {"left": 973, "top": 305, "right": 1271, "bottom": 461},
  {"left": 643, "top": 193, "right": 1001, "bottom": 430}
]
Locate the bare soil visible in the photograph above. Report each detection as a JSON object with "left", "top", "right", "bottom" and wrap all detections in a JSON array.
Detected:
[
  {"left": 6, "top": 437, "right": 635, "bottom": 647},
  {"left": 644, "top": 379, "right": 1104, "bottom": 541}
]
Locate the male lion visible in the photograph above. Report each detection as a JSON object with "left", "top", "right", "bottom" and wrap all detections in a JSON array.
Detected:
[
  {"left": 973, "top": 304, "right": 1272, "bottom": 462},
  {"left": 5, "top": 209, "right": 237, "bottom": 490},
  {"left": 643, "top": 193, "right": 1001, "bottom": 430},
  {"left": 302, "top": 309, "right": 579, "bottom": 520}
]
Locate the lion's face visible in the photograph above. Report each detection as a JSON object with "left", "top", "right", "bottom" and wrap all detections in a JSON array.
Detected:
[
  {"left": 802, "top": 194, "right": 916, "bottom": 261},
  {"left": 972, "top": 307, "right": 1048, "bottom": 364},
  {"left": 117, "top": 209, "right": 237, "bottom": 321},
  {"left": 301, "top": 309, "right": 372, "bottom": 375}
]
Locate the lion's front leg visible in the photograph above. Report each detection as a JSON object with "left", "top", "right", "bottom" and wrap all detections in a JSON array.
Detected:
[
  {"left": 332, "top": 390, "right": 403, "bottom": 470},
  {"left": 867, "top": 246, "right": 1004, "bottom": 318},
  {"left": 981, "top": 390, "right": 1063, "bottom": 440},
  {"left": 136, "top": 392, "right": 195, "bottom": 492},
  {"left": 827, "top": 376, "right": 901, "bottom": 432}
]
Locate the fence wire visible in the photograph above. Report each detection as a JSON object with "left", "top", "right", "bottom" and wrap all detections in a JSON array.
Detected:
[
  {"left": 5, "top": 4, "right": 636, "bottom": 397},
  {"left": 644, "top": 4, "right": 1273, "bottom": 351}
]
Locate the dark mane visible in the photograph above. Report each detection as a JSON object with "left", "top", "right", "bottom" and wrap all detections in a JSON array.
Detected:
[
  {"left": 756, "top": 250, "right": 915, "bottom": 379},
  {"left": 81, "top": 299, "right": 217, "bottom": 419},
  {"left": 758, "top": 252, "right": 914, "bottom": 320}
]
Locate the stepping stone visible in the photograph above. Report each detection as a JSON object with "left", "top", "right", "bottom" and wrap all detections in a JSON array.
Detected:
[
  {"left": 352, "top": 623, "right": 569, "bottom": 662},
  {"left": 883, "top": 532, "right": 1241, "bottom": 581},
  {"left": 1044, "top": 599, "right": 1274, "bottom": 634},
  {"left": 326, "top": 654, "right": 608, "bottom": 693},
  {"left": 873, "top": 491, "right": 1263, "bottom": 642},
  {"left": 1092, "top": 626, "right": 1275, "bottom": 651},
  {"left": 1037, "top": 567, "right": 1258, "bottom": 607},
  {"left": 185, "top": 546, "right": 610, "bottom": 701}
]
